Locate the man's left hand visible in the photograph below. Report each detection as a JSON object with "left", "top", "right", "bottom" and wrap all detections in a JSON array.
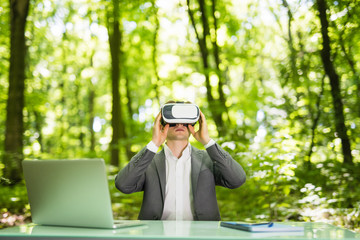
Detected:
[{"left": 188, "top": 110, "right": 211, "bottom": 146}]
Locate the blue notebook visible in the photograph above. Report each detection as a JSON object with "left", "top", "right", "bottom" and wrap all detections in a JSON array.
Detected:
[{"left": 220, "top": 222, "right": 304, "bottom": 232}]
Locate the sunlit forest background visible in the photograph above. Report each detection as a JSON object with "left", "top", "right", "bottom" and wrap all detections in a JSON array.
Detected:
[{"left": 1, "top": 0, "right": 360, "bottom": 232}]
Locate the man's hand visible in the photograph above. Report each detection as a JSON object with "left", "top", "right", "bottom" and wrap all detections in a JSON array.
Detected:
[
  {"left": 152, "top": 112, "right": 169, "bottom": 147},
  {"left": 188, "top": 110, "right": 211, "bottom": 146}
]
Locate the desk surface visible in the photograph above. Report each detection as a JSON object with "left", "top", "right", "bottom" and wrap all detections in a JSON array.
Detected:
[{"left": 0, "top": 221, "right": 359, "bottom": 240}]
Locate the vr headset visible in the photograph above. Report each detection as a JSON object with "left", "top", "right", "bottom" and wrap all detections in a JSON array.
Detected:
[{"left": 161, "top": 102, "right": 200, "bottom": 127}]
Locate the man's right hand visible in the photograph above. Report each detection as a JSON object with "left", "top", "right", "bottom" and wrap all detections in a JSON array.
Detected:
[{"left": 152, "top": 112, "right": 169, "bottom": 147}]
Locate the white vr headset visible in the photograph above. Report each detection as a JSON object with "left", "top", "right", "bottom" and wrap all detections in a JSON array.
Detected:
[{"left": 161, "top": 103, "right": 200, "bottom": 126}]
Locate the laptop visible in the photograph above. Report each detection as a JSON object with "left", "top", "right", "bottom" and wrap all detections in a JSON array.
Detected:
[{"left": 22, "top": 159, "right": 143, "bottom": 229}]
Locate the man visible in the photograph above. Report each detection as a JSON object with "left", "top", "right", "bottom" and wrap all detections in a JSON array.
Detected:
[{"left": 115, "top": 103, "right": 246, "bottom": 221}]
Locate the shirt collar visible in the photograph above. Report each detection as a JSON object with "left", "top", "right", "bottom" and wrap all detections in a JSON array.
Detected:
[{"left": 164, "top": 143, "right": 191, "bottom": 161}]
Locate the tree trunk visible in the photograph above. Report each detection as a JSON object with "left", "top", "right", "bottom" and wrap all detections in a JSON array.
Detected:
[
  {"left": 306, "top": 75, "right": 325, "bottom": 169},
  {"left": 151, "top": 1, "right": 161, "bottom": 105},
  {"left": 282, "top": 0, "right": 299, "bottom": 87},
  {"left": 108, "top": 0, "right": 127, "bottom": 166},
  {"left": 210, "top": 0, "right": 229, "bottom": 127},
  {"left": 337, "top": 31, "right": 360, "bottom": 118},
  {"left": 3, "top": 0, "right": 30, "bottom": 184},
  {"left": 33, "top": 110, "right": 43, "bottom": 153},
  {"left": 317, "top": 0, "right": 353, "bottom": 165},
  {"left": 87, "top": 51, "right": 96, "bottom": 153},
  {"left": 88, "top": 85, "right": 96, "bottom": 153},
  {"left": 109, "top": 19, "right": 121, "bottom": 166},
  {"left": 186, "top": 0, "right": 225, "bottom": 135}
]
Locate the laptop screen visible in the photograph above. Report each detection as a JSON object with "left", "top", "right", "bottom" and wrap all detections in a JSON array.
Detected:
[{"left": 22, "top": 159, "right": 116, "bottom": 229}]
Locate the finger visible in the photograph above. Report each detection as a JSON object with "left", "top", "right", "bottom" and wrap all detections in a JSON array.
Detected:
[
  {"left": 155, "top": 111, "right": 162, "bottom": 124},
  {"left": 155, "top": 112, "right": 165, "bottom": 130},
  {"left": 188, "top": 124, "right": 196, "bottom": 136},
  {"left": 199, "top": 111, "right": 206, "bottom": 123},
  {"left": 163, "top": 124, "right": 169, "bottom": 134}
]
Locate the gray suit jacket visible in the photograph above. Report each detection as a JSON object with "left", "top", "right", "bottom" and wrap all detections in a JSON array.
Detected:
[{"left": 115, "top": 143, "right": 246, "bottom": 221}]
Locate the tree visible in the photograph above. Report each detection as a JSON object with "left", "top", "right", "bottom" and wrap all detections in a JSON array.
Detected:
[
  {"left": 3, "top": 0, "right": 30, "bottom": 184},
  {"left": 186, "top": 0, "right": 228, "bottom": 135},
  {"left": 316, "top": 0, "right": 353, "bottom": 165},
  {"left": 151, "top": 0, "right": 161, "bottom": 105},
  {"left": 107, "top": 0, "right": 128, "bottom": 166}
]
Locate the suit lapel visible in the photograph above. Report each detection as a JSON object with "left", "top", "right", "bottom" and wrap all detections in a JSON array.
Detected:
[
  {"left": 191, "top": 146, "right": 203, "bottom": 198},
  {"left": 153, "top": 146, "right": 203, "bottom": 214},
  {"left": 154, "top": 150, "right": 166, "bottom": 202}
]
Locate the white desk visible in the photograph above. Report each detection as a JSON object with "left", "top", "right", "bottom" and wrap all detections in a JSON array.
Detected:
[{"left": 0, "top": 221, "right": 359, "bottom": 240}]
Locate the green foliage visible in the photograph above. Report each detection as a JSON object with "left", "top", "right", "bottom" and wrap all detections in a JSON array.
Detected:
[
  {"left": 0, "top": 2, "right": 9, "bottom": 155},
  {"left": 0, "top": 181, "right": 31, "bottom": 229},
  {"left": 1, "top": 0, "right": 360, "bottom": 233},
  {"left": 216, "top": 140, "right": 360, "bottom": 232}
]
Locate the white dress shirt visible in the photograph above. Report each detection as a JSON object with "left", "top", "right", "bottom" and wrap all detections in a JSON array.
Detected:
[
  {"left": 146, "top": 139, "right": 216, "bottom": 220},
  {"left": 161, "top": 143, "right": 193, "bottom": 220}
]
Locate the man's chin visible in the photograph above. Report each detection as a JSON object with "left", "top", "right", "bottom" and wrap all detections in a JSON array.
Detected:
[{"left": 167, "top": 134, "right": 190, "bottom": 141}]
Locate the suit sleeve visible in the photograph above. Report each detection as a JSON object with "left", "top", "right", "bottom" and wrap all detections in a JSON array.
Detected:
[
  {"left": 206, "top": 143, "right": 246, "bottom": 189},
  {"left": 115, "top": 147, "right": 156, "bottom": 194}
]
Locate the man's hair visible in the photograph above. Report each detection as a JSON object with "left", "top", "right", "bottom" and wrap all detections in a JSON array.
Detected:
[{"left": 165, "top": 100, "right": 192, "bottom": 104}]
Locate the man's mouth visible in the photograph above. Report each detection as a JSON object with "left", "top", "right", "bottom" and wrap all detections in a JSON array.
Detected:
[{"left": 175, "top": 128, "right": 185, "bottom": 132}]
